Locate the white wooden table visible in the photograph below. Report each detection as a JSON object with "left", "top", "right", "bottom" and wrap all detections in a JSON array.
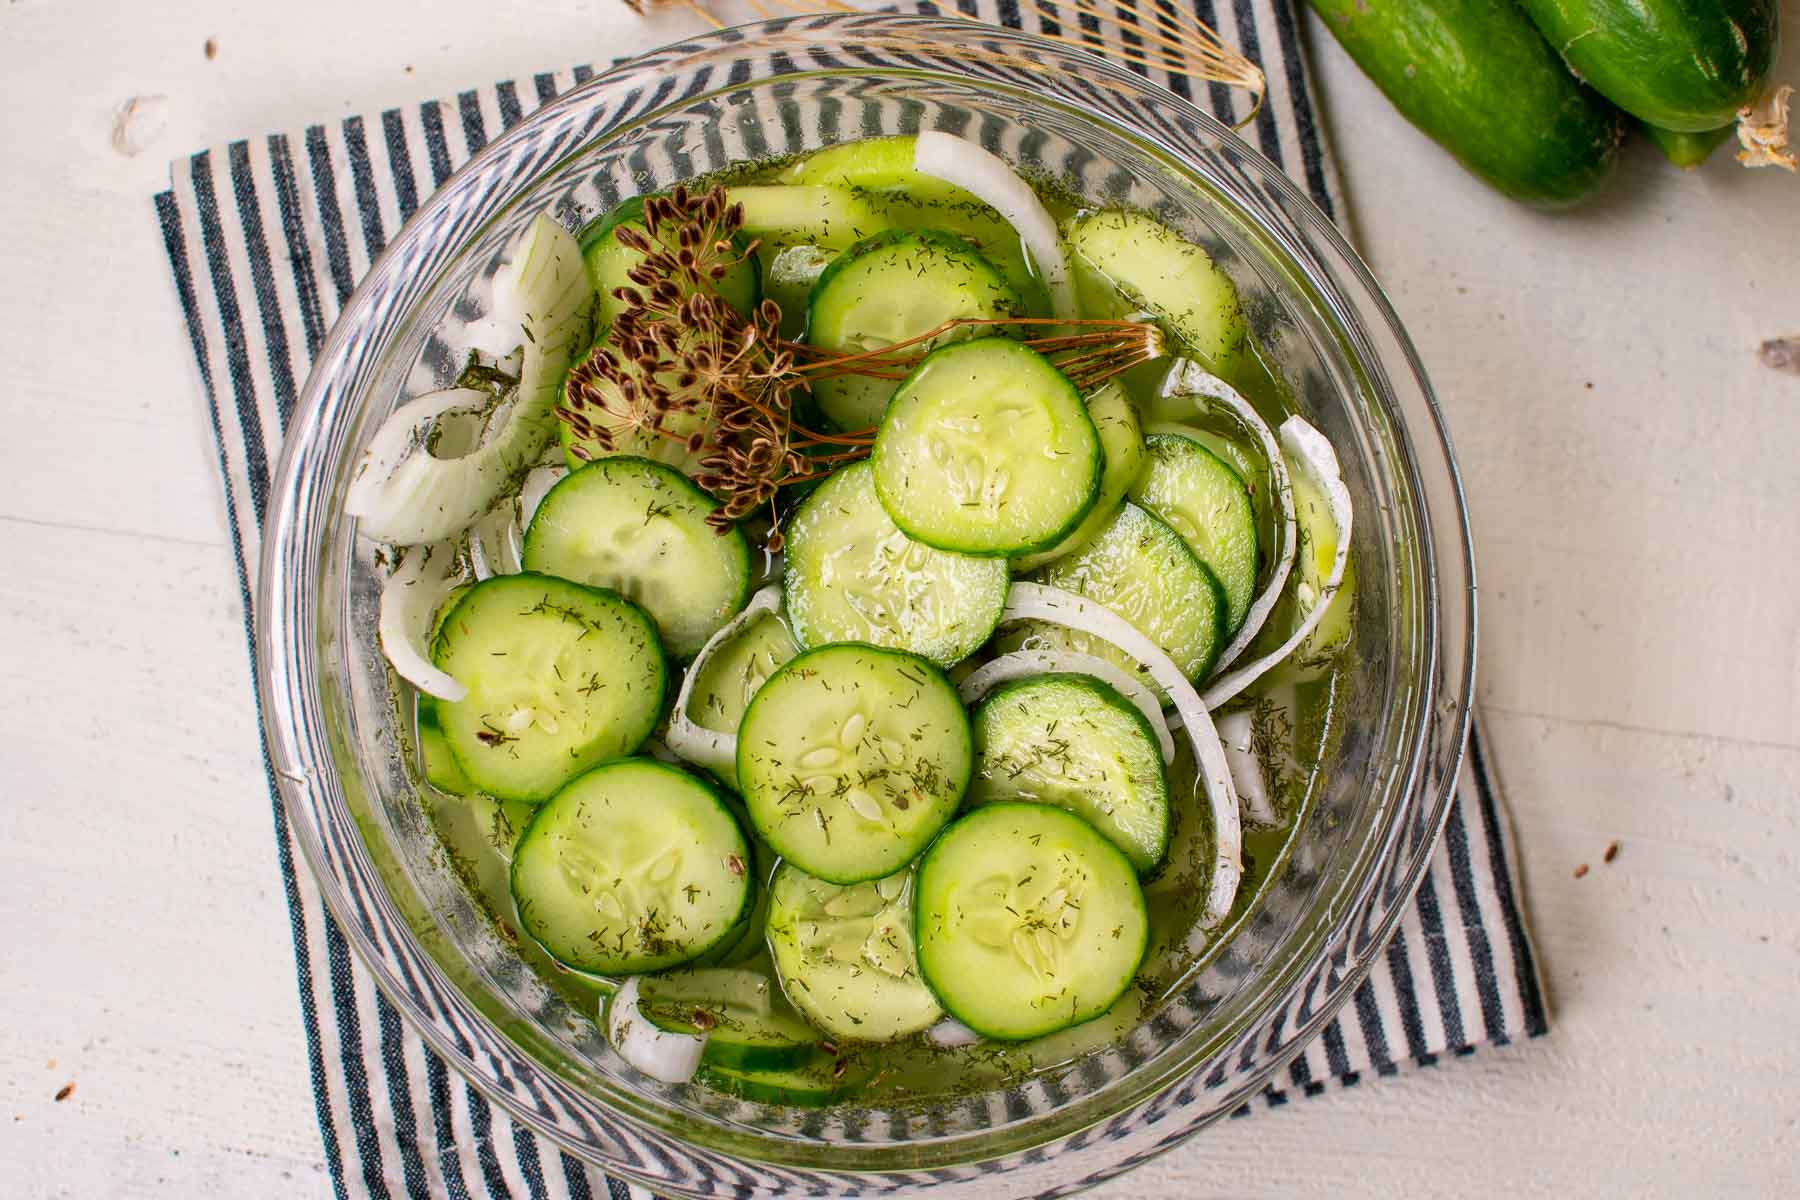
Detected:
[{"left": 2, "top": 0, "right": 1796, "bottom": 1194}]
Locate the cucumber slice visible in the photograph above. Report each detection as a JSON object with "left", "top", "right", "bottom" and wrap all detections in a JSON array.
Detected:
[
  {"left": 914, "top": 804, "right": 1148, "bottom": 1041},
  {"left": 783, "top": 461, "right": 1008, "bottom": 668},
  {"left": 766, "top": 864, "right": 943, "bottom": 1042},
  {"left": 417, "top": 697, "right": 474, "bottom": 794},
  {"left": 726, "top": 185, "right": 889, "bottom": 251},
  {"left": 966, "top": 674, "right": 1170, "bottom": 875},
  {"left": 578, "top": 196, "right": 760, "bottom": 328},
  {"left": 637, "top": 966, "right": 823, "bottom": 1071},
  {"left": 807, "top": 230, "right": 1023, "bottom": 432},
  {"left": 777, "top": 136, "right": 974, "bottom": 205},
  {"left": 557, "top": 328, "right": 708, "bottom": 475},
  {"left": 1129, "top": 433, "right": 1258, "bottom": 635},
  {"left": 1020, "top": 502, "right": 1227, "bottom": 686},
  {"left": 509, "top": 758, "right": 753, "bottom": 974},
  {"left": 430, "top": 574, "right": 666, "bottom": 802},
  {"left": 871, "top": 338, "right": 1100, "bottom": 557},
  {"left": 737, "top": 643, "right": 971, "bottom": 884},
  {"left": 1010, "top": 381, "right": 1146, "bottom": 573},
  {"left": 763, "top": 244, "right": 835, "bottom": 340},
  {"left": 697, "top": 1058, "right": 861, "bottom": 1106},
  {"left": 1066, "top": 210, "right": 1245, "bottom": 369},
  {"left": 522, "top": 457, "right": 751, "bottom": 659}
]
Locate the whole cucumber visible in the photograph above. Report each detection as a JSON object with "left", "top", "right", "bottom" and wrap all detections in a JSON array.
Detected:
[
  {"left": 1309, "top": 0, "right": 1625, "bottom": 208},
  {"left": 1642, "top": 120, "right": 1736, "bottom": 167},
  {"left": 1516, "top": 0, "right": 1779, "bottom": 132}
]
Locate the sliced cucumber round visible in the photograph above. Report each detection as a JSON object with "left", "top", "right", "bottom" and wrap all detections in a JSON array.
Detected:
[
  {"left": 522, "top": 457, "right": 750, "bottom": 659},
  {"left": 1130, "top": 433, "right": 1258, "bottom": 635},
  {"left": 697, "top": 1058, "right": 861, "bottom": 1106},
  {"left": 430, "top": 574, "right": 666, "bottom": 802},
  {"left": 417, "top": 696, "right": 474, "bottom": 795},
  {"left": 783, "top": 461, "right": 1008, "bottom": 668},
  {"left": 637, "top": 966, "right": 823, "bottom": 1072},
  {"left": 872, "top": 337, "right": 1100, "bottom": 557},
  {"left": 578, "top": 196, "right": 760, "bottom": 328},
  {"left": 509, "top": 759, "right": 752, "bottom": 974},
  {"left": 1020, "top": 502, "right": 1227, "bottom": 686},
  {"left": 915, "top": 803, "right": 1148, "bottom": 1041},
  {"left": 1011, "top": 380, "right": 1146, "bottom": 573},
  {"left": 1067, "top": 209, "right": 1245, "bottom": 369},
  {"left": 737, "top": 643, "right": 971, "bottom": 884},
  {"left": 967, "top": 674, "right": 1170, "bottom": 875},
  {"left": 807, "top": 230, "right": 1023, "bottom": 431},
  {"left": 766, "top": 864, "right": 942, "bottom": 1042},
  {"left": 726, "top": 184, "right": 890, "bottom": 251}
]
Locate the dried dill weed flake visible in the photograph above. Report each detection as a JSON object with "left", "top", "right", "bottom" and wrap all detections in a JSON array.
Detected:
[
  {"left": 737, "top": 643, "right": 971, "bottom": 884},
  {"left": 509, "top": 759, "right": 753, "bottom": 975}
]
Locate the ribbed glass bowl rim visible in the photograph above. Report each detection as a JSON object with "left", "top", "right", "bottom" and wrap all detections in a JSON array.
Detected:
[{"left": 256, "top": 12, "right": 1477, "bottom": 1195}]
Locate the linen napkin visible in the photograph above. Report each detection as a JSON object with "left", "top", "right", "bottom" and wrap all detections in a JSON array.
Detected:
[{"left": 154, "top": 2, "right": 1548, "bottom": 1195}]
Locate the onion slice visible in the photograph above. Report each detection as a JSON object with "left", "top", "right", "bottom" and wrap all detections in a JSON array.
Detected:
[
  {"left": 377, "top": 543, "right": 467, "bottom": 703},
  {"left": 958, "top": 649, "right": 1175, "bottom": 766},
  {"left": 1002, "top": 583, "right": 1241, "bottom": 929},
  {"left": 518, "top": 463, "right": 567, "bottom": 530},
  {"left": 347, "top": 215, "right": 593, "bottom": 545},
  {"left": 926, "top": 1017, "right": 982, "bottom": 1049},
  {"left": 1212, "top": 709, "right": 1277, "bottom": 827},
  {"left": 664, "top": 585, "right": 784, "bottom": 775},
  {"left": 605, "top": 976, "right": 706, "bottom": 1084},
  {"left": 345, "top": 388, "right": 490, "bottom": 517},
  {"left": 914, "top": 131, "right": 1076, "bottom": 320},
  {"left": 1153, "top": 360, "right": 1298, "bottom": 674},
  {"left": 1202, "top": 416, "right": 1352, "bottom": 710}
]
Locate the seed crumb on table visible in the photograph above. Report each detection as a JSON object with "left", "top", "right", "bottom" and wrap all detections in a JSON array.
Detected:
[
  {"left": 54, "top": 1083, "right": 74, "bottom": 1102},
  {"left": 1603, "top": 840, "right": 1620, "bottom": 863},
  {"left": 1573, "top": 863, "right": 1589, "bottom": 879}
]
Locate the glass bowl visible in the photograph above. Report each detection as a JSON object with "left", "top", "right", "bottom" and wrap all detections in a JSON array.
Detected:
[{"left": 257, "top": 12, "right": 1475, "bottom": 1197}]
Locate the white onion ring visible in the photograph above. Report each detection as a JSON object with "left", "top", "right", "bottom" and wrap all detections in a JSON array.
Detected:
[
  {"left": 345, "top": 388, "right": 489, "bottom": 517},
  {"left": 926, "top": 1017, "right": 982, "bottom": 1048},
  {"left": 1212, "top": 709, "right": 1277, "bottom": 827},
  {"left": 914, "top": 131, "right": 1076, "bottom": 319},
  {"left": 958, "top": 650, "right": 1175, "bottom": 766},
  {"left": 1153, "top": 360, "right": 1298, "bottom": 675},
  {"left": 606, "top": 977, "right": 705, "bottom": 1084},
  {"left": 376, "top": 543, "right": 467, "bottom": 702},
  {"left": 518, "top": 464, "right": 567, "bottom": 531},
  {"left": 1001, "top": 583, "right": 1241, "bottom": 929},
  {"left": 1202, "top": 417, "right": 1352, "bottom": 710},
  {"left": 664, "top": 585, "right": 784, "bottom": 775}
]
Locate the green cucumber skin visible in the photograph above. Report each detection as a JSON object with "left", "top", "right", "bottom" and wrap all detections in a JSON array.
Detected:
[
  {"left": 1643, "top": 120, "right": 1737, "bottom": 166},
  {"left": 1517, "top": 0, "right": 1778, "bottom": 131},
  {"left": 1308, "top": 0, "right": 1625, "bottom": 208}
]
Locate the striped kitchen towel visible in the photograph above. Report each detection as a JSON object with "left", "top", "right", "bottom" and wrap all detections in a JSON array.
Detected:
[{"left": 154, "top": 2, "right": 1548, "bottom": 1196}]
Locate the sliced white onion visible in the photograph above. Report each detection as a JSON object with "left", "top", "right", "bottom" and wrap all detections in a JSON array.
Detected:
[
  {"left": 348, "top": 215, "right": 593, "bottom": 545},
  {"left": 377, "top": 542, "right": 467, "bottom": 702},
  {"left": 1002, "top": 583, "right": 1241, "bottom": 929},
  {"left": 1202, "top": 417, "right": 1352, "bottom": 710},
  {"left": 958, "top": 650, "right": 1175, "bottom": 766},
  {"left": 605, "top": 976, "right": 706, "bottom": 1084},
  {"left": 914, "top": 131, "right": 1076, "bottom": 320},
  {"left": 926, "top": 1017, "right": 982, "bottom": 1048},
  {"left": 518, "top": 463, "right": 567, "bottom": 530},
  {"left": 664, "top": 585, "right": 784, "bottom": 774},
  {"left": 1155, "top": 360, "right": 1298, "bottom": 675},
  {"left": 345, "top": 388, "right": 490, "bottom": 517},
  {"left": 1213, "top": 709, "right": 1277, "bottom": 827}
]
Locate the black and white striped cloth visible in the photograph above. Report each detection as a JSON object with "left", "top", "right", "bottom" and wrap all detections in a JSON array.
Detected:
[{"left": 155, "top": 3, "right": 1547, "bottom": 1196}]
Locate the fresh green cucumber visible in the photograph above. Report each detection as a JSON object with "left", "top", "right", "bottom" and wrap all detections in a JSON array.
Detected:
[
  {"left": 578, "top": 195, "right": 760, "bottom": 328},
  {"left": 417, "top": 696, "right": 475, "bottom": 794},
  {"left": 430, "top": 574, "right": 666, "bottom": 803},
  {"left": 1066, "top": 210, "right": 1245, "bottom": 369},
  {"left": 1011, "top": 382, "right": 1145, "bottom": 573},
  {"left": 766, "top": 864, "right": 943, "bottom": 1041},
  {"left": 737, "top": 643, "right": 971, "bottom": 883},
  {"left": 697, "top": 1058, "right": 864, "bottom": 1106},
  {"left": 522, "top": 457, "right": 751, "bottom": 659},
  {"left": 776, "top": 136, "right": 973, "bottom": 204},
  {"left": 762, "top": 244, "right": 835, "bottom": 339},
  {"left": 783, "top": 461, "right": 1009, "bottom": 667},
  {"left": 1025, "top": 502, "right": 1228, "bottom": 684},
  {"left": 807, "top": 230, "right": 1023, "bottom": 431},
  {"left": 726, "top": 185, "right": 890, "bottom": 251},
  {"left": 509, "top": 759, "right": 753, "bottom": 974},
  {"left": 1129, "top": 433, "right": 1259, "bottom": 635},
  {"left": 1516, "top": 0, "right": 1778, "bottom": 131},
  {"left": 914, "top": 803, "right": 1149, "bottom": 1041},
  {"left": 1307, "top": 0, "right": 1626, "bottom": 208},
  {"left": 966, "top": 674, "right": 1171, "bottom": 875},
  {"left": 637, "top": 966, "right": 823, "bottom": 1071},
  {"left": 872, "top": 338, "right": 1100, "bottom": 557},
  {"left": 1643, "top": 120, "right": 1736, "bottom": 168}
]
